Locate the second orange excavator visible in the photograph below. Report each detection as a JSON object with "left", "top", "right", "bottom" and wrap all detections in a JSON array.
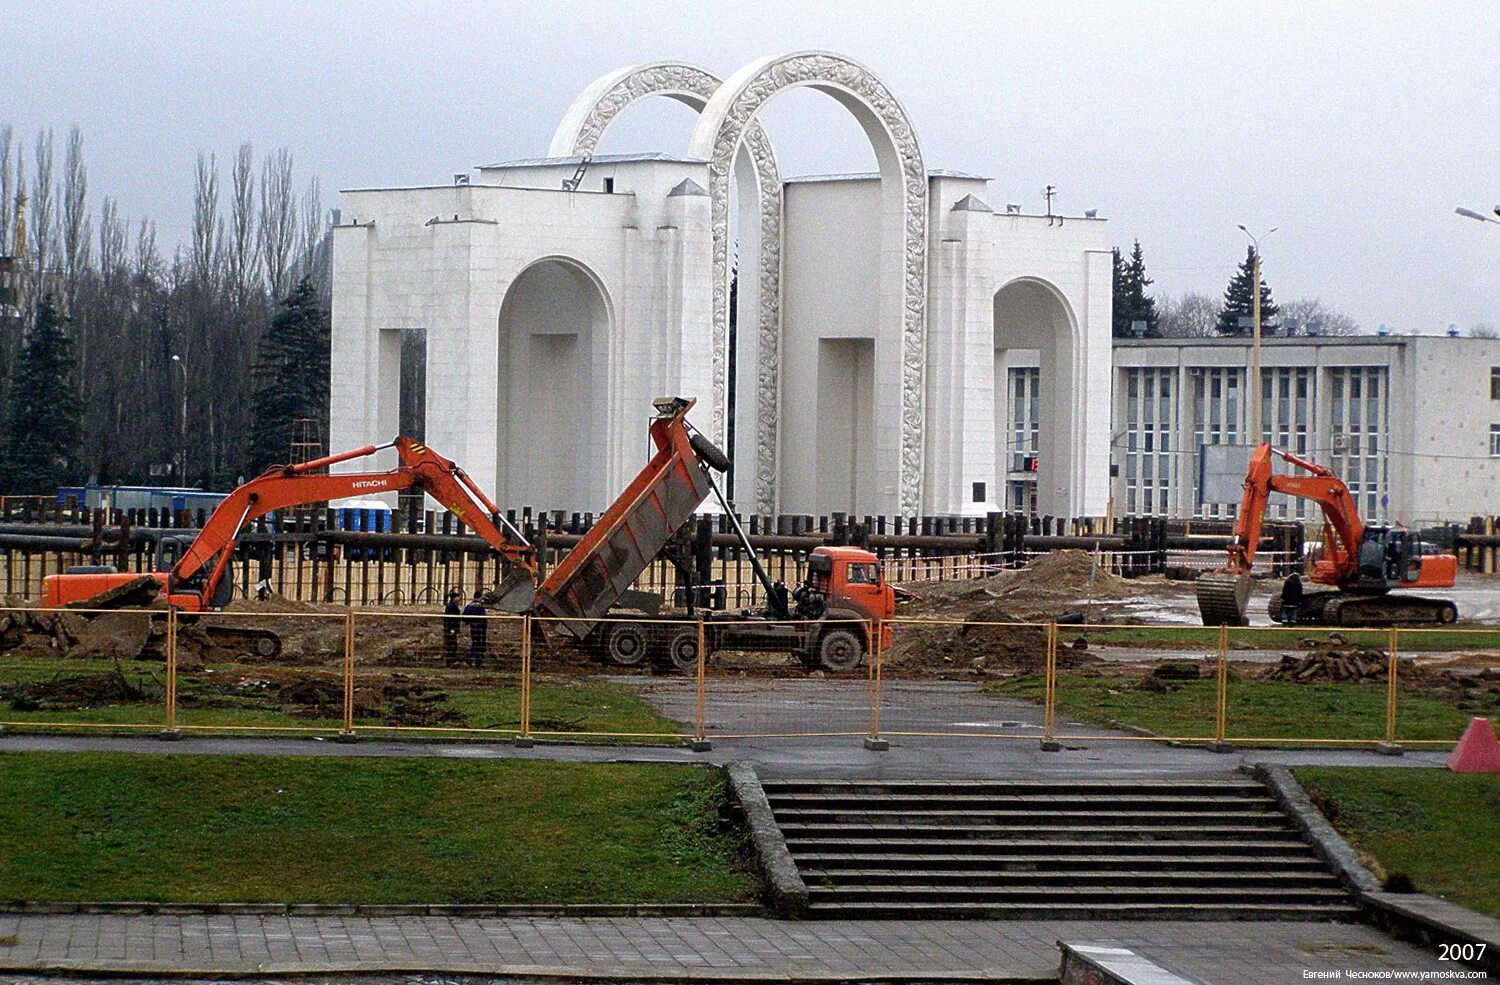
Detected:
[{"left": 1196, "top": 443, "right": 1458, "bottom": 627}]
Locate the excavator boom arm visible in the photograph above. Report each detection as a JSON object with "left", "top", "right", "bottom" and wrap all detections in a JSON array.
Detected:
[{"left": 173, "top": 437, "right": 534, "bottom": 603}]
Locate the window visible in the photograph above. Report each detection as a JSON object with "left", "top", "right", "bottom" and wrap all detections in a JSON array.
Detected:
[
  {"left": 1491, "top": 424, "right": 1500, "bottom": 457},
  {"left": 971, "top": 481, "right": 986, "bottom": 504},
  {"left": 1492, "top": 368, "right": 1500, "bottom": 401},
  {"left": 846, "top": 563, "right": 878, "bottom": 585}
]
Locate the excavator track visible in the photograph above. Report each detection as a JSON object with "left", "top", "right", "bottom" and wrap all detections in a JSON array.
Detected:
[
  {"left": 1321, "top": 594, "right": 1458, "bottom": 627},
  {"left": 1268, "top": 590, "right": 1457, "bottom": 627},
  {"left": 1196, "top": 572, "right": 1253, "bottom": 626}
]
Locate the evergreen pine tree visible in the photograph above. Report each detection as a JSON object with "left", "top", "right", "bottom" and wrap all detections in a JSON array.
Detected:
[
  {"left": 1215, "top": 245, "right": 1278, "bottom": 335},
  {"left": 1112, "top": 240, "right": 1160, "bottom": 337},
  {"left": 1111, "top": 247, "right": 1130, "bottom": 337},
  {"left": 249, "top": 278, "right": 331, "bottom": 472},
  {"left": 1, "top": 294, "right": 83, "bottom": 494}
]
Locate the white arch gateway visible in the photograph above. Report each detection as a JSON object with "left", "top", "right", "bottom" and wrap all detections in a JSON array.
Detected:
[{"left": 327, "top": 51, "right": 1112, "bottom": 519}]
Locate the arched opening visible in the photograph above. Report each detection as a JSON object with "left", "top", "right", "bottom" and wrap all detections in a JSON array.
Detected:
[
  {"left": 496, "top": 258, "right": 611, "bottom": 511},
  {"left": 547, "top": 62, "right": 784, "bottom": 509},
  {"left": 994, "top": 278, "right": 1078, "bottom": 518},
  {"left": 689, "top": 51, "right": 928, "bottom": 515}
]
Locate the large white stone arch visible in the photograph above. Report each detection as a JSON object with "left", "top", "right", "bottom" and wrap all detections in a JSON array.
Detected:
[
  {"left": 993, "top": 275, "right": 1084, "bottom": 517},
  {"left": 688, "top": 51, "right": 928, "bottom": 515},
  {"left": 549, "top": 62, "right": 783, "bottom": 509}
]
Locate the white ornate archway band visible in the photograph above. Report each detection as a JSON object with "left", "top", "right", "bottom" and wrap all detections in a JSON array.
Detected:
[
  {"left": 687, "top": 51, "right": 928, "bottom": 515},
  {"left": 550, "top": 62, "right": 785, "bottom": 514},
  {"left": 549, "top": 51, "right": 928, "bottom": 514}
]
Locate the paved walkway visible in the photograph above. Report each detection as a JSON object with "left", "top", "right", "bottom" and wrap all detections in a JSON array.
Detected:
[
  {"left": 0, "top": 913, "right": 1474, "bottom": 983},
  {"left": 0, "top": 727, "right": 1449, "bottom": 779}
]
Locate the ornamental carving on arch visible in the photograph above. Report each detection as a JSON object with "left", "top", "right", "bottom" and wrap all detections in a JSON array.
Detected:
[
  {"left": 693, "top": 52, "right": 928, "bottom": 515},
  {"left": 551, "top": 63, "right": 786, "bottom": 514}
]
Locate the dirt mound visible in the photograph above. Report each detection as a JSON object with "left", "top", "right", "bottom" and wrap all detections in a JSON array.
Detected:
[
  {"left": 899, "top": 550, "right": 1134, "bottom": 623},
  {"left": 1263, "top": 645, "right": 1394, "bottom": 683},
  {"left": 886, "top": 600, "right": 1098, "bottom": 675}
]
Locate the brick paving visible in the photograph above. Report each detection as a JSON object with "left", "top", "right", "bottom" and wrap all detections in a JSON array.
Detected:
[{"left": 0, "top": 913, "right": 1475, "bottom": 983}]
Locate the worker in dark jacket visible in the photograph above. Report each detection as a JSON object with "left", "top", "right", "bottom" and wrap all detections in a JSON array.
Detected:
[
  {"left": 463, "top": 592, "right": 488, "bottom": 668},
  {"left": 1279, "top": 573, "right": 1303, "bottom": 625},
  {"left": 442, "top": 589, "right": 463, "bottom": 666}
]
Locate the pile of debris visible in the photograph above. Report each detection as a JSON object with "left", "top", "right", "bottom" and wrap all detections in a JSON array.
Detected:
[
  {"left": 0, "top": 663, "right": 164, "bottom": 711},
  {"left": 1262, "top": 644, "right": 1398, "bottom": 683}
]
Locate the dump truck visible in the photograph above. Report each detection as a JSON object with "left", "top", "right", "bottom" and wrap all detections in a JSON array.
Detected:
[{"left": 529, "top": 397, "right": 895, "bottom": 672}]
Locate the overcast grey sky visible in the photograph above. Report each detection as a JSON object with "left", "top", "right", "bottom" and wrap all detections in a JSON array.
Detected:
[{"left": 7, "top": 0, "right": 1498, "bottom": 331}]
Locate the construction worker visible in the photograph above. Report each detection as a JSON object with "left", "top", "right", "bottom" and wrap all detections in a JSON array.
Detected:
[
  {"left": 442, "top": 589, "right": 463, "bottom": 666},
  {"left": 1279, "top": 573, "right": 1303, "bottom": 625},
  {"left": 464, "top": 591, "right": 488, "bottom": 668}
]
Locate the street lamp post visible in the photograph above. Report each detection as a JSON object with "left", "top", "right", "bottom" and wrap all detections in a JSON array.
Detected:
[
  {"left": 170, "top": 355, "right": 187, "bottom": 484},
  {"left": 1237, "top": 224, "right": 1277, "bottom": 444},
  {"left": 1455, "top": 206, "right": 1500, "bottom": 226}
]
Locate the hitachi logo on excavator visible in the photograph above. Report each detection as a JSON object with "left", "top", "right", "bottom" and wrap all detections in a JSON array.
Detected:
[{"left": 351, "top": 480, "right": 388, "bottom": 490}]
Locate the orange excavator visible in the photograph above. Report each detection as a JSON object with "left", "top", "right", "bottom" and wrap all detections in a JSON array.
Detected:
[
  {"left": 1196, "top": 443, "right": 1458, "bottom": 627},
  {"left": 42, "top": 437, "right": 538, "bottom": 615}
]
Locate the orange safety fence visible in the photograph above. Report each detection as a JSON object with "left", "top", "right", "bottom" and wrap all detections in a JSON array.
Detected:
[{"left": 0, "top": 604, "right": 1493, "bottom": 751}]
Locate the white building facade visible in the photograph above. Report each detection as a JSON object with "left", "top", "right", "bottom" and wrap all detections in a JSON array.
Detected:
[
  {"left": 329, "top": 52, "right": 1113, "bottom": 520},
  {"left": 1108, "top": 335, "right": 1500, "bottom": 525}
]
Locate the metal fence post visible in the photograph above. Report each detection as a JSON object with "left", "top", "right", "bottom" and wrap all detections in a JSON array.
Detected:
[
  {"left": 1212, "top": 623, "right": 1232, "bottom": 752},
  {"left": 338, "top": 610, "right": 357, "bottom": 742},
  {"left": 691, "top": 615, "right": 710, "bottom": 751},
  {"left": 159, "top": 607, "right": 181, "bottom": 740},
  {"left": 1378, "top": 626, "right": 1403, "bottom": 755},
  {"left": 516, "top": 614, "right": 533, "bottom": 747},
  {"left": 864, "top": 620, "right": 888, "bottom": 750},
  {"left": 1041, "top": 621, "right": 1060, "bottom": 751}
]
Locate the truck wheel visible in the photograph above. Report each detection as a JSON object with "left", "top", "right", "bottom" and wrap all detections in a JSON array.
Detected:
[
  {"left": 603, "top": 623, "right": 650, "bottom": 668},
  {"left": 817, "top": 628, "right": 864, "bottom": 672},
  {"left": 660, "top": 628, "right": 701, "bottom": 674}
]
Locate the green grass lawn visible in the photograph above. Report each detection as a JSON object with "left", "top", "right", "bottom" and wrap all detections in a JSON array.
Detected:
[
  {"left": 0, "top": 753, "right": 758, "bottom": 905},
  {"left": 0, "top": 655, "right": 681, "bottom": 739},
  {"left": 1294, "top": 766, "right": 1500, "bottom": 918},
  {"left": 989, "top": 674, "right": 1484, "bottom": 743},
  {"left": 1065, "top": 625, "right": 1500, "bottom": 652}
]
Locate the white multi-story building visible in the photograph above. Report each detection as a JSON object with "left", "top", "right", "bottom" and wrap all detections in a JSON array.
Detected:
[
  {"left": 1103, "top": 335, "right": 1500, "bottom": 525},
  {"left": 329, "top": 52, "right": 1114, "bottom": 520}
]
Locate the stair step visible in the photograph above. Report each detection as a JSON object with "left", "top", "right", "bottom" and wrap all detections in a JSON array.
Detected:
[
  {"left": 804, "top": 901, "right": 1363, "bottom": 921},
  {"left": 769, "top": 794, "right": 1279, "bottom": 810},
  {"left": 779, "top": 824, "right": 1297, "bottom": 840},
  {"left": 762, "top": 779, "right": 1267, "bottom": 795},
  {"left": 785, "top": 838, "right": 1314, "bottom": 854},
  {"left": 792, "top": 853, "right": 1327, "bottom": 870},
  {"left": 801, "top": 869, "right": 1343, "bottom": 887},
  {"left": 773, "top": 809, "right": 1287, "bottom": 825},
  {"left": 806, "top": 884, "right": 1351, "bottom": 902}
]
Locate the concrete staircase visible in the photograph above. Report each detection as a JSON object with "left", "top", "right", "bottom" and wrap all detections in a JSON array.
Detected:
[{"left": 763, "top": 776, "right": 1361, "bottom": 920}]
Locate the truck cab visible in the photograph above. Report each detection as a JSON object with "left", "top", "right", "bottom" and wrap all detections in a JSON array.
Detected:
[{"left": 797, "top": 546, "right": 897, "bottom": 651}]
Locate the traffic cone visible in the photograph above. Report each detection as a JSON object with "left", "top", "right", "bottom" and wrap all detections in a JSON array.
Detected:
[{"left": 1448, "top": 718, "right": 1500, "bottom": 773}]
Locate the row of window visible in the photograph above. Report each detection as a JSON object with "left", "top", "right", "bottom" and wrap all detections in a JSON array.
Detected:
[{"left": 1113, "top": 366, "right": 1390, "bottom": 518}]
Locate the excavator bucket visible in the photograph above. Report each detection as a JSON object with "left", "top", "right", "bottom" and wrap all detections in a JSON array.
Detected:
[
  {"left": 1196, "top": 572, "right": 1253, "bottom": 627},
  {"left": 486, "top": 569, "right": 538, "bottom": 614}
]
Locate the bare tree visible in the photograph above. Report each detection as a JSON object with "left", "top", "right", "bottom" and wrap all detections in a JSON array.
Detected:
[
  {"left": 259, "top": 148, "right": 296, "bottom": 301},
  {"left": 0, "top": 126, "right": 12, "bottom": 254},
  {"left": 1157, "top": 291, "right": 1221, "bottom": 338},
  {"left": 227, "top": 143, "right": 259, "bottom": 306},
  {"left": 1471, "top": 322, "right": 1497, "bottom": 339},
  {"left": 1279, "top": 297, "right": 1359, "bottom": 336},
  {"left": 30, "top": 129, "right": 55, "bottom": 301},
  {"left": 61, "top": 126, "right": 90, "bottom": 313},
  {"left": 296, "top": 176, "right": 329, "bottom": 295},
  {"left": 191, "top": 152, "right": 220, "bottom": 289},
  {"left": 134, "top": 217, "right": 160, "bottom": 281}
]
